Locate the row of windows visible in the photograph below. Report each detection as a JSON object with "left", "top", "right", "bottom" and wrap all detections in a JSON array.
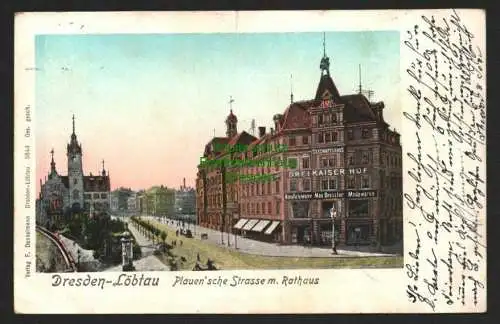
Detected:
[
  {"left": 84, "top": 193, "right": 108, "bottom": 200},
  {"left": 382, "top": 196, "right": 402, "bottom": 212},
  {"left": 317, "top": 112, "right": 338, "bottom": 125},
  {"left": 347, "top": 150, "right": 373, "bottom": 165},
  {"left": 347, "top": 128, "right": 372, "bottom": 140},
  {"left": 287, "top": 152, "right": 373, "bottom": 170},
  {"left": 288, "top": 128, "right": 373, "bottom": 147},
  {"left": 242, "top": 181, "right": 280, "bottom": 197},
  {"left": 289, "top": 176, "right": 372, "bottom": 192},
  {"left": 317, "top": 131, "right": 339, "bottom": 143},
  {"left": 290, "top": 128, "right": 374, "bottom": 145},
  {"left": 242, "top": 200, "right": 281, "bottom": 215},
  {"left": 381, "top": 152, "right": 402, "bottom": 167}
]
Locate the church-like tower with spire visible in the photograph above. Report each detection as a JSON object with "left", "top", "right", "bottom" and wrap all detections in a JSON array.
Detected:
[
  {"left": 67, "top": 115, "right": 84, "bottom": 208},
  {"left": 36, "top": 115, "right": 112, "bottom": 227}
]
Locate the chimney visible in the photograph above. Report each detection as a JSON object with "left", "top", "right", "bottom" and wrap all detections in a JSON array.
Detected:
[
  {"left": 183, "top": 177, "right": 186, "bottom": 189},
  {"left": 258, "top": 126, "right": 266, "bottom": 138}
]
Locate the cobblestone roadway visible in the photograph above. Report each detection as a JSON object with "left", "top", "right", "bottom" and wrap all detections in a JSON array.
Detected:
[
  {"left": 141, "top": 215, "right": 400, "bottom": 258},
  {"left": 106, "top": 216, "right": 169, "bottom": 272}
]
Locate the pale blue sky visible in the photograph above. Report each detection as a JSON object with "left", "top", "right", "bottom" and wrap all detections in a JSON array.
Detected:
[{"left": 35, "top": 31, "right": 400, "bottom": 191}]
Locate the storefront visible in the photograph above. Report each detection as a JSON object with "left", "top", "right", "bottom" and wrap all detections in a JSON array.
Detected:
[
  {"left": 317, "top": 221, "right": 340, "bottom": 246},
  {"left": 346, "top": 221, "right": 372, "bottom": 245},
  {"left": 264, "top": 220, "right": 282, "bottom": 243},
  {"left": 291, "top": 224, "right": 312, "bottom": 245}
]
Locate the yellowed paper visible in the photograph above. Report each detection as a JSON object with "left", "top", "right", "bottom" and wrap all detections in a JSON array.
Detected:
[{"left": 14, "top": 9, "right": 486, "bottom": 313}]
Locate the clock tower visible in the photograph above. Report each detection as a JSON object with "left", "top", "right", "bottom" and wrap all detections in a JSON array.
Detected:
[{"left": 67, "top": 115, "right": 84, "bottom": 209}]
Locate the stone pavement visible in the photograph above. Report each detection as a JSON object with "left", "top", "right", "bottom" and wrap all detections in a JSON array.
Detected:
[
  {"left": 104, "top": 255, "right": 169, "bottom": 272},
  {"left": 141, "top": 215, "right": 400, "bottom": 258},
  {"left": 122, "top": 220, "right": 169, "bottom": 271}
]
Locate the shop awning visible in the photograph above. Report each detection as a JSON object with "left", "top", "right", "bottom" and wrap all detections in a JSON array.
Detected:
[
  {"left": 251, "top": 220, "right": 271, "bottom": 232},
  {"left": 241, "top": 219, "right": 259, "bottom": 231},
  {"left": 233, "top": 218, "right": 249, "bottom": 229},
  {"left": 264, "top": 221, "right": 281, "bottom": 235}
]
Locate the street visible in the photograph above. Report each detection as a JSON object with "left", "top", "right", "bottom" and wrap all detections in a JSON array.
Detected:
[
  {"left": 108, "top": 214, "right": 169, "bottom": 271},
  {"left": 139, "top": 215, "right": 398, "bottom": 258}
]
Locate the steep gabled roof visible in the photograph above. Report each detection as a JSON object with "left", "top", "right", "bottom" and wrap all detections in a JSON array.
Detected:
[
  {"left": 341, "top": 94, "right": 378, "bottom": 123},
  {"left": 227, "top": 131, "right": 256, "bottom": 147},
  {"left": 315, "top": 74, "right": 341, "bottom": 102},
  {"left": 280, "top": 102, "right": 312, "bottom": 131},
  {"left": 203, "top": 137, "right": 229, "bottom": 156}
]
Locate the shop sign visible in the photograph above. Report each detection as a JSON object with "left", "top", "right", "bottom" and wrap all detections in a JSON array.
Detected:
[
  {"left": 285, "top": 190, "right": 377, "bottom": 200},
  {"left": 289, "top": 167, "right": 368, "bottom": 178},
  {"left": 312, "top": 147, "right": 344, "bottom": 154}
]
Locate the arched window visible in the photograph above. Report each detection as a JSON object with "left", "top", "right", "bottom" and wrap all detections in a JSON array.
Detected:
[{"left": 72, "top": 189, "right": 80, "bottom": 200}]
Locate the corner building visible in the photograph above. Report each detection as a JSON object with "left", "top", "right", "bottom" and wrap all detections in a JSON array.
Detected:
[{"left": 196, "top": 46, "right": 402, "bottom": 247}]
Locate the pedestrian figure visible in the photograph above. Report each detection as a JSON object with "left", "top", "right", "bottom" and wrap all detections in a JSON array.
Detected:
[{"left": 180, "top": 240, "right": 183, "bottom": 246}]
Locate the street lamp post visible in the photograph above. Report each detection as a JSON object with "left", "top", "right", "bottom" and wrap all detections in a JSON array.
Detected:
[{"left": 330, "top": 206, "right": 337, "bottom": 255}]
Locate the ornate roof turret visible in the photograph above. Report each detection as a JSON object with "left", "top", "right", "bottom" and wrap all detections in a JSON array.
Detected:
[
  {"left": 67, "top": 114, "right": 82, "bottom": 155},
  {"left": 315, "top": 33, "right": 341, "bottom": 102},
  {"left": 48, "top": 148, "right": 58, "bottom": 179},
  {"left": 226, "top": 109, "right": 237, "bottom": 123},
  {"left": 225, "top": 96, "right": 238, "bottom": 138},
  {"left": 101, "top": 159, "right": 106, "bottom": 176}
]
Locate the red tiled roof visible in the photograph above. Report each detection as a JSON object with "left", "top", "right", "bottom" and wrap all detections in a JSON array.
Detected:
[{"left": 280, "top": 102, "right": 312, "bottom": 131}]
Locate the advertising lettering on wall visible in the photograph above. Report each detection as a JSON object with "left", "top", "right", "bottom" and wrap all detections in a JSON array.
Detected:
[
  {"left": 288, "top": 167, "right": 368, "bottom": 178},
  {"left": 284, "top": 190, "right": 377, "bottom": 200},
  {"left": 311, "top": 147, "right": 344, "bottom": 154}
]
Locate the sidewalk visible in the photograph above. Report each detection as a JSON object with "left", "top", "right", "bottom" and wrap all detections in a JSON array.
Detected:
[{"left": 143, "top": 216, "right": 400, "bottom": 258}]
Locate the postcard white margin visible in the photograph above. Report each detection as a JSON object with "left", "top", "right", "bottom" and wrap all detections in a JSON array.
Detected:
[{"left": 14, "top": 9, "right": 486, "bottom": 313}]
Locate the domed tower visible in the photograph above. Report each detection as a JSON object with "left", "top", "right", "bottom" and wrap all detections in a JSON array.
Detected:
[
  {"left": 67, "top": 115, "right": 84, "bottom": 209},
  {"left": 225, "top": 97, "right": 238, "bottom": 138}
]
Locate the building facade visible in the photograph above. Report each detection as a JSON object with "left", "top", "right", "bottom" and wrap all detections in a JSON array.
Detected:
[
  {"left": 36, "top": 116, "right": 111, "bottom": 227},
  {"left": 138, "top": 186, "right": 175, "bottom": 217},
  {"left": 195, "top": 46, "right": 402, "bottom": 247},
  {"left": 175, "top": 178, "right": 196, "bottom": 215},
  {"left": 127, "top": 191, "right": 138, "bottom": 213},
  {"left": 110, "top": 187, "right": 134, "bottom": 214}
]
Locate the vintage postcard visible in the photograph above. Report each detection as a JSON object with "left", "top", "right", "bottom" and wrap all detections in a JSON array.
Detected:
[{"left": 14, "top": 10, "right": 486, "bottom": 313}]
